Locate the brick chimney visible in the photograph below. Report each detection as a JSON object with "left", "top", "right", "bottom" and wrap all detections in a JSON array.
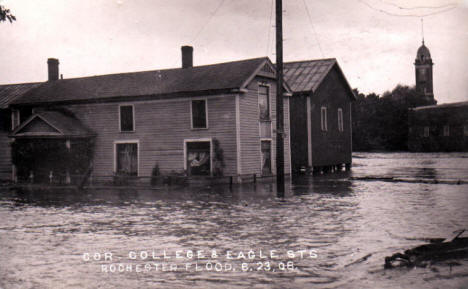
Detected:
[
  {"left": 181, "top": 46, "right": 193, "bottom": 69},
  {"left": 47, "top": 58, "right": 59, "bottom": 81}
]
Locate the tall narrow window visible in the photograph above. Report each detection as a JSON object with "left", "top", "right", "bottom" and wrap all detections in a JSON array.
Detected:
[
  {"left": 120, "top": 105, "right": 134, "bottom": 132},
  {"left": 191, "top": 99, "right": 207, "bottom": 129},
  {"left": 321, "top": 106, "right": 328, "bottom": 131},
  {"left": 258, "top": 85, "right": 270, "bottom": 121},
  {"left": 337, "top": 108, "right": 344, "bottom": 132},
  {"left": 423, "top": 126, "right": 429, "bottom": 137},
  {"left": 443, "top": 125, "right": 450, "bottom": 137},
  {"left": 261, "top": 140, "right": 272, "bottom": 175},
  {"left": 464, "top": 125, "right": 468, "bottom": 137}
]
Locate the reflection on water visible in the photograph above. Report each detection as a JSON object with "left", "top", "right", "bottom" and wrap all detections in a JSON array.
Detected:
[{"left": 1, "top": 152, "right": 468, "bottom": 289}]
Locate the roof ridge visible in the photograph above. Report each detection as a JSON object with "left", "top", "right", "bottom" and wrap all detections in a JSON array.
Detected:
[
  {"left": 0, "top": 82, "right": 41, "bottom": 87},
  {"left": 10, "top": 56, "right": 271, "bottom": 105},
  {"left": 41, "top": 57, "right": 270, "bottom": 82},
  {"left": 284, "top": 58, "right": 336, "bottom": 65}
]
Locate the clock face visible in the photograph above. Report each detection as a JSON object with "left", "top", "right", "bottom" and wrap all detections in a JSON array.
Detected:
[{"left": 418, "top": 68, "right": 426, "bottom": 81}]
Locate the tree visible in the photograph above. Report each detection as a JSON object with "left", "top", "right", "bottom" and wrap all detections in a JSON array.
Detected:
[
  {"left": 0, "top": 5, "right": 16, "bottom": 23},
  {"left": 352, "top": 85, "right": 435, "bottom": 151}
]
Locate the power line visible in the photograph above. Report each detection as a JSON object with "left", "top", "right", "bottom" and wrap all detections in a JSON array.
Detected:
[
  {"left": 302, "top": 0, "right": 325, "bottom": 58},
  {"left": 377, "top": 0, "right": 459, "bottom": 10},
  {"left": 170, "top": 0, "right": 227, "bottom": 68},
  {"left": 357, "top": 0, "right": 459, "bottom": 17},
  {"left": 191, "top": 0, "right": 227, "bottom": 44}
]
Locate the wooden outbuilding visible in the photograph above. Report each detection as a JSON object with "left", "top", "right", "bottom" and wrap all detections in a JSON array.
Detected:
[{"left": 284, "top": 59, "right": 355, "bottom": 174}]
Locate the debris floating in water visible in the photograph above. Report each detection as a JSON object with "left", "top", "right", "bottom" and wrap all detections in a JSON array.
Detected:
[{"left": 384, "top": 230, "right": 468, "bottom": 269}]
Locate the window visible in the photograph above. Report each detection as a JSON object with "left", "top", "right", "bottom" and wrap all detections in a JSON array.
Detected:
[
  {"left": 464, "top": 125, "right": 468, "bottom": 137},
  {"left": 321, "top": 106, "right": 328, "bottom": 131},
  {"left": 261, "top": 140, "right": 272, "bottom": 175},
  {"left": 191, "top": 99, "right": 207, "bottom": 129},
  {"left": 9, "top": 108, "right": 33, "bottom": 131},
  {"left": 186, "top": 141, "right": 211, "bottom": 176},
  {"left": 337, "top": 108, "right": 344, "bottom": 132},
  {"left": 443, "top": 125, "right": 450, "bottom": 137},
  {"left": 423, "top": 126, "right": 429, "bottom": 137},
  {"left": 120, "top": 105, "right": 134, "bottom": 132},
  {"left": 258, "top": 85, "right": 270, "bottom": 121},
  {"left": 11, "top": 109, "right": 20, "bottom": 131},
  {"left": 115, "top": 142, "right": 138, "bottom": 176},
  {"left": 0, "top": 109, "right": 11, "bottom": 132}
]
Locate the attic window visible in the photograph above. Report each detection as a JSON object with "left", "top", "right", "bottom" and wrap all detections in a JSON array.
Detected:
[
  {"left": 261, "top": 64, "right": 275, "bottom": 74},
  {"left": 120, "top": 105, "right": 134, "bottom": 132}
]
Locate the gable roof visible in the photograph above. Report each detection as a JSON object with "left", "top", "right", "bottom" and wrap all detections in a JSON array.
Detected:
[
  {"left": 12, "top": 57, "right": 284, "bottom": 106},
  {"left": 0, "top": 82, "right": 41, "bottom": 108},
  {"left": 283, "top": 58, "right": 355, "bottom": 99},
  {"left": 10, "top": 110, "right": 95, "bottom": 138}
]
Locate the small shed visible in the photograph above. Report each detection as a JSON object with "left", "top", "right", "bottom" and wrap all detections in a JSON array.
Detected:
[{"left": 284, "top": 59, "right": 355, "bottom": 174}]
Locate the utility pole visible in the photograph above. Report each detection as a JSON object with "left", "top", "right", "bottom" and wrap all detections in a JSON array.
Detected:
[{"left": 276, "top": 0, "right": 285, "bottom": 197}]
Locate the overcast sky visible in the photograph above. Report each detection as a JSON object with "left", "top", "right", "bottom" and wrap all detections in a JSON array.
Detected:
[{"left": 1, "top": 0, "right": 467, "bottom": 103}]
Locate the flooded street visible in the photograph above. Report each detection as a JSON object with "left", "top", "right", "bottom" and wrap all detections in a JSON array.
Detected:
[{"left": 1, "top": 152, "right": 468, "bottom": 289}]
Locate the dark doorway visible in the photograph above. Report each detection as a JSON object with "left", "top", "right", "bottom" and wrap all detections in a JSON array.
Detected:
[{"left": 186, "top": 141, "right": 211, "bottom": 176}]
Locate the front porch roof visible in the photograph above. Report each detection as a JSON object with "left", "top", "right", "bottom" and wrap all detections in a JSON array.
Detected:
[{"left": 10, "top": 110, "right": 96, "bottom": 138}]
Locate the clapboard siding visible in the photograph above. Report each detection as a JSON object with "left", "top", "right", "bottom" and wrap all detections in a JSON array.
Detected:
[
  {"left": 240, "top": 76, "right": 291, "bottom": 176},
  {"left": 240, "top": 80, "right": 261, "bottom": 175},
  {"left": 0, "top": 131, "right": 11, "bottom": 180},
  {"left": 65, "top": 94, "right": 237, "bottom": 177},
  {"left": 310, "top": 66, "right": 352, "bottom": 166}
]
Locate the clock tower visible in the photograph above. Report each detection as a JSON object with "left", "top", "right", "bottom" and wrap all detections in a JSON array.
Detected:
[{"left": 414, "top": 40, "right": 436, "bottom": 104}]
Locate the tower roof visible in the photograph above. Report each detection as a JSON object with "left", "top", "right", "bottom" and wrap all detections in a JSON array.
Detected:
[{"left": 416, "top": 41, "right": 431, "bottom": 60}]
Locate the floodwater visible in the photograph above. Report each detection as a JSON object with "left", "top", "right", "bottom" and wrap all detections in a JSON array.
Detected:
[{"left": 1, "top": 152, "right": 468, "bottom": 289}]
